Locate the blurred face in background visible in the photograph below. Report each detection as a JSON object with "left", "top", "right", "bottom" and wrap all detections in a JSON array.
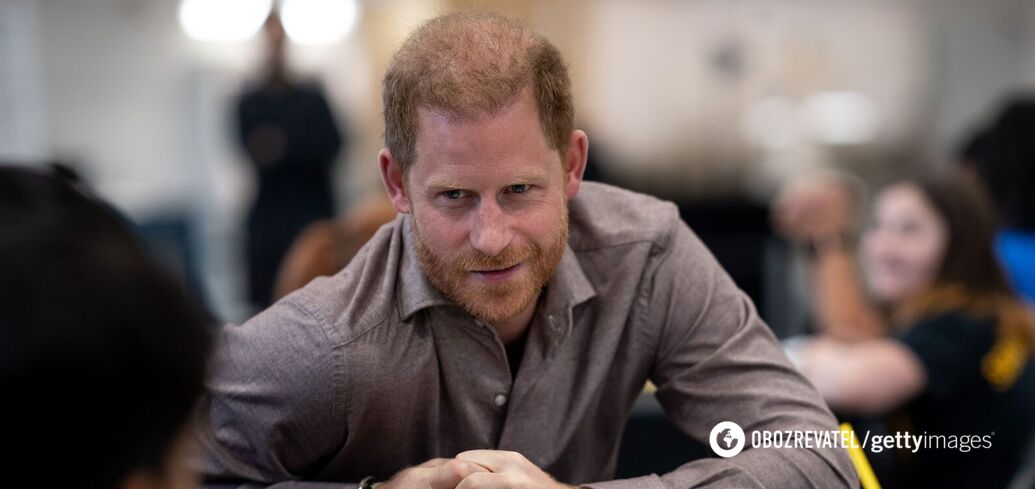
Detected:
[
  {"left": 862, "top": 183, "right": 948, "bottom": 305},
  {"left": 261, "top": 13, "right": 286, "bottom": 75},
  {"left": 398, "top": 90, "right": 584, "bottom": 324}
]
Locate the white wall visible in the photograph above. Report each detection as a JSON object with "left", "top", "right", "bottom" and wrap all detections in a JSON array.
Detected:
[
  {"left": 28, "top": 0, "right": 377, "bottom": 320},
  {"left": 0, "top": 0, "right": 46, "bottom": 161},
  {"left": 581, "top": 0, "right": 932, "bottom": 198},
  {"left": 927, "top": 0, "right": 1035, "bottom": 158}
]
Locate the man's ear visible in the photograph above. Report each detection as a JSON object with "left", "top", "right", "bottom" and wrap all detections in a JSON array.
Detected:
[
  {"left": 379, "top": 148, "right": 412, "bottom": 214},
  {"left": 564, "top": 130, "right": 589, "bottom": 201}
]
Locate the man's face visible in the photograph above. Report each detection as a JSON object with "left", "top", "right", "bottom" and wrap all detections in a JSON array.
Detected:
[{"left": 403, "top": 91, "right": 572, "bottom": 324}]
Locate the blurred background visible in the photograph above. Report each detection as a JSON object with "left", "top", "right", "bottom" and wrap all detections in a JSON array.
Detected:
[
  {"left": 4, "top": 0, "right": 1035, "bottom": 483},
  {"left": 3, "top": 0, "right": 1034, "bottom": 323}
]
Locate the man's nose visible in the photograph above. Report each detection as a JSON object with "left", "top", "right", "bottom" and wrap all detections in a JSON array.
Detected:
[{"left": 470, "top": 199, "right": 512, "bottom": 257}]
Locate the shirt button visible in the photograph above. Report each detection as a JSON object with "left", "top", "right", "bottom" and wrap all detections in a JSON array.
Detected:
[{"left": 493, "top": 393, "right": 508, "bottom": 407}]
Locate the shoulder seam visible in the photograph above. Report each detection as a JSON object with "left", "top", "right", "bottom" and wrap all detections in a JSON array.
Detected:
[
  {"left": 275, "top": 298, "right": 350, "bottom": 439},
  {"left": 570, "top": 201, "right": 681, "bottom": 254}
]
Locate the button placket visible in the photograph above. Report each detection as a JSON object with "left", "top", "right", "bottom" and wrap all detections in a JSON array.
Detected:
[{"left": 468, "top": 317, "right": 515, "bottom": 415}]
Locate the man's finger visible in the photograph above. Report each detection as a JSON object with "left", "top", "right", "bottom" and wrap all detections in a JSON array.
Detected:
[
  {"left": 454, "top": 471, "right": 504, "bottom": 489},
  {"left": 455, "top": 449, "right": 524, "bottom": 472},
  {"left": 427, "top": 459, "right": 491, "bottom": 489},
  {"left": 418, "top": 458, "right": 451, "bottom": 468}
]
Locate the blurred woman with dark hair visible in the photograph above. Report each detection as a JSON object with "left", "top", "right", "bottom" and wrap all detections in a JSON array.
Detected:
[
  {"left": 777, "top": 174, "right": 1035, "bottom": 489},
  {"left": 0, "top": 166, "right": 213, "bottom": 489}
]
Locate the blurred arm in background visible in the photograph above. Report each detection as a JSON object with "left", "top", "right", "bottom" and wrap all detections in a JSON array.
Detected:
[{"left": 773, "top": 173, "right": 886, "bottom": 342}]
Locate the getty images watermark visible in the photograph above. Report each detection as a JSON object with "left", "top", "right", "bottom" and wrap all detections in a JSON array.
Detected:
[{"left": 709, "top": 421, "right": 994, "bottom": 458}]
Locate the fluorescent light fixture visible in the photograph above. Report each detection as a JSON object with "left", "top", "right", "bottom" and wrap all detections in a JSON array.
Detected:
[
  {"left": 179, "top": 0, "right": 273, "bottom": 42},
  {"left": 280, "top": 0, "right": 359, "bottom": 46},
  {"left": 801, "top": 91, "right": 878, "bottom": 145}
]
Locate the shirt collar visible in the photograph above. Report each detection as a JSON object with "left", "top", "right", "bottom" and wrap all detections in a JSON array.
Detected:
[{"left": 396, "top": 214, "right": 596, "bottom": 321}]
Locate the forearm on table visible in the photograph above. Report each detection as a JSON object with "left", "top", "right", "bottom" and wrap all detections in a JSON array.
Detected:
[{"left": 801, "top": 337, "right": 925, "bottom": 415}]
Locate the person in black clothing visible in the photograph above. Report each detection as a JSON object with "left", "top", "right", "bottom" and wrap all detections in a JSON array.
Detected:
[
  {"left": 0, "top": 166, "right": 213, "bottom": 489},
  {"left": 236, "top": 12, "right": 344, "bottom": 309},
  {"left": 956, "top": 97, "right": 1035, "bottom": 304},
  {"left": 781, "top": 175, "right": 1035, "bottom": 489}
]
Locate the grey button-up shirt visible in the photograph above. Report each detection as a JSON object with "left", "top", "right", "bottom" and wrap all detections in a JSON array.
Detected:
[{"left": 195, "top": 182, "right": 858, "bottom": 489}]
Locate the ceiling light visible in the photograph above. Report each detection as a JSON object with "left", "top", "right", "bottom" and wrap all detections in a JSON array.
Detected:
[
  {"left": 280, "top": 0, "right": 359, "bottom": 46},
  {"left": 178, "top": 0, "right": 273, "bottom": 42}
]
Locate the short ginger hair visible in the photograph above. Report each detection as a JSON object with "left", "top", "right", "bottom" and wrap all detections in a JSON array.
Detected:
[{"left": 382, "top": 11, "right": 574, "bottom": 170}]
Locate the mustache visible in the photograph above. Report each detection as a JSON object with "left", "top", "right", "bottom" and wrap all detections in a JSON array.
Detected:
[{"left": 455, "top": 242, "right": 538, "bottom": 272}]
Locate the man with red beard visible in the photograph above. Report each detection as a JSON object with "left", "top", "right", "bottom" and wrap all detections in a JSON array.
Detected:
[{"left": 195, "top": 12, "right": 858, "bottom": 489}]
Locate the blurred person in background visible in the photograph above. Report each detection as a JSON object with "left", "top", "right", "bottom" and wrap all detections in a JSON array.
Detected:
[
  {"left": 272, "top": 196, "right": 396, "bottom": 301},
  {"left": 777, "top": 174, "right": 1035, "bottom": 489},
  {"left": 0, "top": 166, "right": 213, "bottom": 489},
  {"left": 236, "top": 12, "right": 345, "bottom": 310},
  {"left": 957, "top": 96, "right": 1035, "bottom": 305}
]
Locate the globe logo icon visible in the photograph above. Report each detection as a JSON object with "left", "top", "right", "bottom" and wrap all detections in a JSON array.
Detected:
[{"left": 709, "top": 421, "right": 746, "bottom": 457}]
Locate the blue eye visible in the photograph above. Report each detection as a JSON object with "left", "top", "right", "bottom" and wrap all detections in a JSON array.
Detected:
[
  {"left": 443, "top": 190, "right": 464, "bottom": 200},
  {"left": 510, "top": 184, "right": 530, "bottom": 194}
]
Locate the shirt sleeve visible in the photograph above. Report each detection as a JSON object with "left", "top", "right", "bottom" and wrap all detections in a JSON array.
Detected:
[
  {"left": 193, "top": 299, "right": 354, "bottom": 488},
  {"left": 586, "top": 219, "right": 859, "bottom": 489}
]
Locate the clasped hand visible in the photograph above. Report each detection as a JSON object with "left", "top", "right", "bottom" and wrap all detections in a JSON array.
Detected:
[{"left": 380, "top": 450, "right": 579, "bottom": 489}]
